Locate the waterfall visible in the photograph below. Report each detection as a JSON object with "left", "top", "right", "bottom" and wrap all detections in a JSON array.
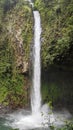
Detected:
[
  {"left": 5, "top": 1, "right": 55, "bottom": 129},
  {"left": 5, "top": 1, "right": 71, "bottom": 130},
  {"left": 31, "top": 11, "right": 42, "bottom": 114}
]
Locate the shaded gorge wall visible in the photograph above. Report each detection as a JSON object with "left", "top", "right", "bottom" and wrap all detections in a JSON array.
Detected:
[
  {"left": 34, "top": 0, "right": 73, "bottom": 109},
  {"left": 41, "top": 66, "right": 73, "bottom": 108}
]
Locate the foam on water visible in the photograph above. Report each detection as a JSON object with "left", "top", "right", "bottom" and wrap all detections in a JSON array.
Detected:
[
  {"left": 4, "top": 0, "right": 72, "bottom": 130},
  {"left": 5, "top": 104, "right": 72, "bottom": 130}
]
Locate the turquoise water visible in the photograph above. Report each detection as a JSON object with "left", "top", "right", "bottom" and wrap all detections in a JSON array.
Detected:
[
  {"left": 0, "top": 107, "right": 72, "bottom": 130},
  {"left": 0, "top": 116, "right": 49, "bottom": 130},
  {"left": 0, "top": 117, "right": 12, "bottom": 130}
]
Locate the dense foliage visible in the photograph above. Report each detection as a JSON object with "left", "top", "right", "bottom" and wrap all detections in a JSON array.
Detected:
[
  {"left": 34, "top": 0, "right": 73, "bottom": 107},
  {"left": 0, "top": 0, "right": 73, "bottom": 110},
  {"left": 34, "top": 0, "right": 73, "bottom": 69},
  {"left": 0, "top": 0, "right": 33, "bottom": 108}
]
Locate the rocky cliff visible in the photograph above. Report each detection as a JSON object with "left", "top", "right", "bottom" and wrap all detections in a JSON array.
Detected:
[
  {"left": 34, "top": 0, "right": 73, "bottom": 107},
  {"left": 0, "top": 0, "right": 33, "bottom": 109},
  {"left": 0, "top": 0, "right": 73, "bottom": 109},
  {"left": 34, "top": 0, "right": 73, "bottom": 70}
]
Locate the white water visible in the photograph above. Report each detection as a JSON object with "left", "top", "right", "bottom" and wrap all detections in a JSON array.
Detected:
[
  {"left": 4, "top": 1, "right": 72, "bottom": 130},
  {"left": 31, "top": 11, "right": 42, "bottom": 114}
]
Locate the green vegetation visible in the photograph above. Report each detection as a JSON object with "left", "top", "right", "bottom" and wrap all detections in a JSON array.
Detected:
[
  {"left": 0, "top": 0, "right": 33, "bottom": 108},
  {"left": 42, "top": 67, "right": 73, "bottom": 107},
  {"left": 0, "top": 0, "right": 73, "bottom": 110},
  {"left": 34, "top": 0, "right": 73, "bottom": 69},
  {"left": 34, "top": 0, "right": 73, "bottom": 107}
]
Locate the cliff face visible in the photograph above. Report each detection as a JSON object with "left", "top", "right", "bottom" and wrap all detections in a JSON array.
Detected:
[
  {"left": 6, "top": 3, "right": 33, "bottom": 73},
  {"left": 0, "top": 0, "right": 33, "bottom": 108},
  {"left": 34, "top": 0, "right": 73, "bottom": 70},
  {"left": 34, "top": 0, "right": 73, "bottom": 107},
  {"left": 0, "top": 0, "right": 73, "bottom": 109}
]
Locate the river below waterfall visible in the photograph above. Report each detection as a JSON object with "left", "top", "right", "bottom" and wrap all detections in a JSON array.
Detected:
[
  {"left": 0, "top": 117, "right": 48, "bottom": 130},
  {"left": 0, "top": 1, "right": 72, "bottom": 130},
  {"left": 0, "top": 105, "right": 72, "bottom": 130}
]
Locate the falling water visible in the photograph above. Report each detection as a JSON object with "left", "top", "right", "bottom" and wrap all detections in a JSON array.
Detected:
[
  {"left": 4, "top": 1, "right": 72, "bottom": 130},
  {"left": 31, "top": 11, "right": 42, "bottom": 114}
]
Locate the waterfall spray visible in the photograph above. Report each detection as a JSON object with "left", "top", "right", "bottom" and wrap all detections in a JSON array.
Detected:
[{"left": 5, "top": 1, "right": 71, "bottom": 130}]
